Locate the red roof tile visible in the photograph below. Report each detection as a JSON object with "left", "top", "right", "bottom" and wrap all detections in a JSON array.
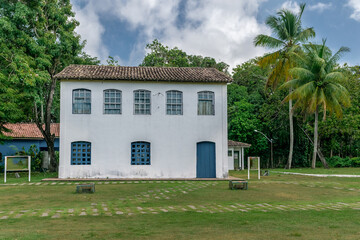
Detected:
[
  {"left": 55, "top": 65, "right": 233, "bottom": 83},
  {"left": 228, "top": 140, "right": 251, "bottom": 148},
  {"left": 3, "top": 123, "right": 59, "bottom": 139}
]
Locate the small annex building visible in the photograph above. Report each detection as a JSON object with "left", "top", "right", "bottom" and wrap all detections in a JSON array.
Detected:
[
  {"left": 55, "top": 65, "right": 232, "bottom": 179},
  {"left": 0, "top": 123, "right": 60, "bottom": 168},
  {"left": 228, "top": 140, "right": 251, "bottom": 170}
]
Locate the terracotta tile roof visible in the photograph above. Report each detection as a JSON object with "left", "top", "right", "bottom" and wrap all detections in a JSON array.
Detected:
[
  {"left": 55, "top": 65, "right": 233, "bottom": 83},
  {"left": 3, "top": 123, "right": 60, "bottom": 139},
  {"left": 228, "top": 140, "right": 251, "bottom": 148}
]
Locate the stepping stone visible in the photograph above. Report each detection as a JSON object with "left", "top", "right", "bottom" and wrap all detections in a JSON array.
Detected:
[
  {"left": 68, "top": 209, "right": 74, "bottom": 213},
  {"left": 59, "top": 183, "right": 65, "bottom": 185},
  {"left": 51, "top": 182, "right": 57, "bottom": 185},
  {"left": 103, "top": 207, "right": 108, "bottom": 211},
  {"left": 79, "top": 212, "right": 87, "bottom": 216},
  {"left": 92, "top": 209, "right": 98, "bottom": 212},
  {"left": 188, "top": 205, "right": 197, "bottom": 209},
  {"left": 160, "top": 209, "right": 168, "bottom": 212},
  {"left": 98, "top": 182, "right": 103, "bottom": 184},
  {"left": 116, "top": 211, "right": 124, "bottom": 215},
  {"left": 91, "top": 203, "right": 97, "bottom": 206},
  {"left": 112, "top": 182, "right": 117, "bottom": 184},
  {"left": 105, "top": 213, "right": 112, "bottom": 216},
  {"left": 20, "top": 210, "right": 29, "bottom": 213},
  {"left": 0, "top": 216, "right": 8, "bottom": 220},
  {"left": 35, "top": 183, "right": 41, "bottom": 185},
  {"left": 14, "top": 214, "right": 23, "bottom": 218},
  {"left": 92, "top": 213, "right": 99, "bottom": 216},
  {"left": 105, "top": 182, "right": 109, "bottom": 184},
  {"left": 41, "top": 212, "right": 49, "bottom": 217},
  {"left": 137, "top": 207, "right": 143, "bottom": 210},
  {"left": 56, "top": 210, "right": 63, "bottom": 213},
  {"left": 67, "top": 183, "right": 72, "bottom": 185},
  {"left": 52, "top": 214, "right": 61, "bottom": 218}
]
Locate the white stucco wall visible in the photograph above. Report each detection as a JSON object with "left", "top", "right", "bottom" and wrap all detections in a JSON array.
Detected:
[{"left": 59, "top": 80, "right": 228, "bottom": 179}]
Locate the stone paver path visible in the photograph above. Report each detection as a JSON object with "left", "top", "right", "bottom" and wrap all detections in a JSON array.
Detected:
[{"left": 0, "top": 180, "right": 359, "bottom": 221}]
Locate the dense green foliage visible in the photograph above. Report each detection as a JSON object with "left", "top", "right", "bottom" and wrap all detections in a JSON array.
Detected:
[{"left": 141, "top": 39, "right": 229, "bottom": 73}]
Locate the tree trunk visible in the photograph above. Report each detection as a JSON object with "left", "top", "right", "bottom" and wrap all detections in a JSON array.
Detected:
[
  {"left": 35, "top": 76, "right": 58, "bottom": 172},
  {"left": 286, "top": 88, "right": 294, "bottom": 169},
  {"left": 312, "top": 106, "right": 319, "bottom": 169}
]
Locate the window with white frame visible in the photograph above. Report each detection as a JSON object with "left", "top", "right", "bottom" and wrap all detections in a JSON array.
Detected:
[
  {"left": 134, "top": 90, "right": 151, "bottom": 115},
  {"left": 166, "top": 90, "right": 183, "bottom": 115},
  {"left": 104, "top": 89, "right": 122, "bottom": 114},
  {"left": 72, "top": 89, "right": 91, "bottom": 114},
  {"left": 71, "top": 141, "right": 91, "bottom": 165},
  {"left": 198, "top": 91, "right": 214, "bottom": 115},
  {"left": 131, "top": 142, "right": 150, "bottom": 165}
]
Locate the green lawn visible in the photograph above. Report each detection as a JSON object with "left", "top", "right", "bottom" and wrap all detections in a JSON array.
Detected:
[
  {"left": 0, "top": 170, "right": 359, "bottom": 239},
  {"left": 270, "top": 167, "right": 360, "bottom": 175}
]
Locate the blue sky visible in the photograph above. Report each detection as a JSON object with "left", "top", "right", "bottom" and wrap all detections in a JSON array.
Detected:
[{"left": 71, "top": 0, "right": 360, "bottom": 70}]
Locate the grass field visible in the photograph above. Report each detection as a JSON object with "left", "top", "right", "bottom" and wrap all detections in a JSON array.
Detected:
[
  {"left": 271, "top": 167, "right": 360, "bottom": 175},
  {"left": 0, "top": 170, "right": 359, "bottom": 239}
]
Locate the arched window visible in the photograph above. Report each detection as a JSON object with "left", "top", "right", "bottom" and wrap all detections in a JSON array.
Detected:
[
  {"left": 131, "top": 141, "right": 150, "bottom": 165},
  {"left": 166, "top": 90, "right": 183, "bottom": 115},
  {"left": 71, "top": 141, "right": 91, "bottom": 165},
  {"left": 198, "top": 91, "right": 214, "bottom": 115},
  {"left": 134, "top": 90, "right": 151, "bottom": 115},
  {"left": 72, "top": 89, "right": 91, "bottom": 114},
  {"left": 104, "top": 89, "right": 122, "bottom": 114}
]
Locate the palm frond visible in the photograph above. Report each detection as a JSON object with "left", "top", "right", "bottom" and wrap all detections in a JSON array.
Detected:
[{"left": 253, "top": 35, "right": 285, "bottom": 48}]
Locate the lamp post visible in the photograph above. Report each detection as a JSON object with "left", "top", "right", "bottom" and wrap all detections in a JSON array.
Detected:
[{"left": 254, "top": 130, "right": 274, "bottom": 169}]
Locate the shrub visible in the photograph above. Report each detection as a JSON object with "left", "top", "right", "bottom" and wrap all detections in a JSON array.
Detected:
[
  {"left": 350, "top": 157, "right": 360, "bottom": 167},
  {"left": 326, "top": 156, "right": 352, "bottom": 168}
]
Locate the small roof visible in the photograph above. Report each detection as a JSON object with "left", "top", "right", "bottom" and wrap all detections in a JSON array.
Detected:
[
  {"left": 55, "top": 65, "right": 233, "bottom": 83},
  {"left": 2, "top": 123, "right": 60, "bottom": 139},
  {"left": 228, "top": 140, "right": 251, "bottom": 148}
]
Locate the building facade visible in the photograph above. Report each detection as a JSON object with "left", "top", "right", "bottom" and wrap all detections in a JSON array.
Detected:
[
  {"left": 56, "top": 65, "right": 232, "bottom": 179},
  {"left": 227, "top": 140, "right": 251, "bottom": 170},
  {"left": 0, "top": 123, "right": 59, "bottom": 169}
]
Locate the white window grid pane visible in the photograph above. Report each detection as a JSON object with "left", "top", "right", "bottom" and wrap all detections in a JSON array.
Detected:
[
  {"left": 134, "top": 90, "right": 151, "bottom": 115},
  {"left": 104, "top": 89, "right": 122, "bottom": 114},
  {"left": 73, "top": 89, "right": 91, "bottom": 114},
  {"left": 166, "top": 91, "right": 183, "bottom": 115}
]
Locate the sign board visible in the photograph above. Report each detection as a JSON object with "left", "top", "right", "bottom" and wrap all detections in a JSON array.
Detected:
[
  {"left": 248, "top": 157, "right": 260, "bottom": 180},
  {"left": 4, "top": 156, "right": 31, "bottom": 183}
]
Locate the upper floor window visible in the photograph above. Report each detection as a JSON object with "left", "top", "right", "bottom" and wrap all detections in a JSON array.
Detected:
[
  {"left": 134, "top": 90, "right": 151, "bottom": 115},
  {"left": 166, "top": 90, "right": 183, "bottom": 115},
  {"left": 73, "top": 89, "right": 91, "bottom": 114},
  {"left": 71, "top": 141, "right": 91, "bottom": 165},
  {"left": 131, "top": 141, "right": 150, "bottom": 165},
  {"left": 104, "top": 89, "right": 122, "bottom": 114},
  {"left": 198, "top": 91, "right": 214, "bottom": 115}
]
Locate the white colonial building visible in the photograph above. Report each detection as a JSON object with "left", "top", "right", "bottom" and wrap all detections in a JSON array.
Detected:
[{"left": 56, "top": 65, "right": 232, "bottom": 179}]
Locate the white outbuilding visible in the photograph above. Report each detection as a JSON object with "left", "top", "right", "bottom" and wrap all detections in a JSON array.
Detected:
[
  {"left": 56, "top": 65, "right": 232, "bottom": 179},
  {"left": 227, "top": 140, "right": 251, "bottom": 170}
]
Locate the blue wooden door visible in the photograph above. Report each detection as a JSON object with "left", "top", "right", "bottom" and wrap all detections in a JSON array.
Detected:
[{"left": 196, "top": 142, "right": 216, "bottom": 178}]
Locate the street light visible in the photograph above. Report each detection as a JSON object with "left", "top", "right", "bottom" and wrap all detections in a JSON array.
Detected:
[{"left": 254, "top": 130, "right": 274, "bottom": 169}]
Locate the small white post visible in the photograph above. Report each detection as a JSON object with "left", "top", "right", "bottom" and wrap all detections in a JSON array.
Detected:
[
  {"left": 258, "top": 157, "right": 260, "bottom": 180},
  {"left": 4, "top": 156, "right": 7, "bottom": 183},
  {"left": 28, "top": 156, "right": 31, "bottom": 182},
  {"left": 247, "top": 157, "right": 250, "bottom": 179}
]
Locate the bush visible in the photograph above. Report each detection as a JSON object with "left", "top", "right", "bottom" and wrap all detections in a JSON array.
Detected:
[
  {"left": 350, "top": 157, "right": 360, "bottom": 167},
  {"left": 326, "top": 156, "right": 352, "bottom": 167},
  {"left": 15, "top": 145, "right": 42, "bottom": 171}
]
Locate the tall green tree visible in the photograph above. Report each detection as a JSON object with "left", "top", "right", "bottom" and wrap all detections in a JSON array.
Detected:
[
  {"left": 282, "top": 40, "right": 351, "bottom": 168},
  {"left": 0, "top": 1, "right": 99, "bottom": 170},
  {"left": 140, "top": 39, "right": 229, "bottom": 73},
  {"left": 254, "top": 3, "right": 315, "bottom": 168}
]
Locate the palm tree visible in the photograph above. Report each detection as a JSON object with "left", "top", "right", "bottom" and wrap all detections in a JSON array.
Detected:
[
  {"left": 282, "top": 40, "right": 351, "bottom": 168},
  {"left": 254, "top": 3, "right": 315, "bottom": 169}
]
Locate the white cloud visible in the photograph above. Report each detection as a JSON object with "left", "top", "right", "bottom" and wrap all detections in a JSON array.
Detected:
[
  {"left": 280, "top": 1, "right": 300, "bottom": 13},
  {"left": 71, "top": 0, "right": 270, "bottom": 70},
  {"left": 308, "top": 2, "right": 332, "bottom": 13},
  {"left": 72, "top": 2, "right": 109, "bottom": 62},
  {"left": 347, "top": 0, "right": 360, "bottom": 21}
]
